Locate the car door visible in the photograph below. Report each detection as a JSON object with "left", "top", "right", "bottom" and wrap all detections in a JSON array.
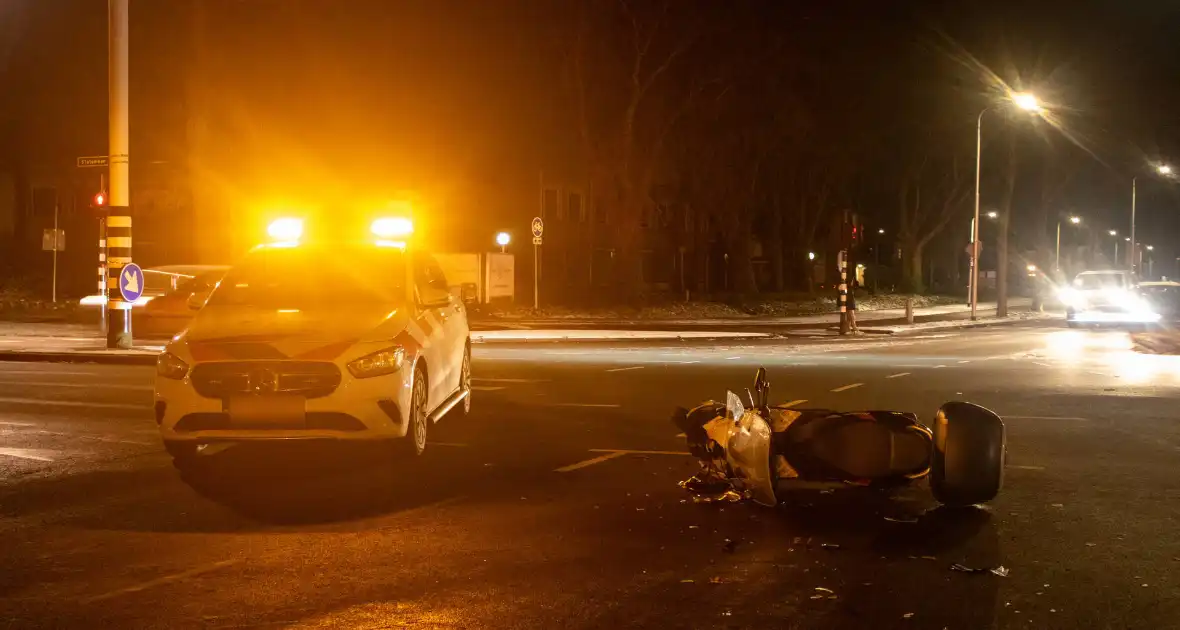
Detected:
[{"left": 412, "top": 252, "right": 458, "bottom": 411}]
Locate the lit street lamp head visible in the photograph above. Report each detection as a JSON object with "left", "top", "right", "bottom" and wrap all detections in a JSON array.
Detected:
[
  {"left": 495, "top": 231, "right": 511, "bottom": 247},
  {"left": 1147, "top": 245, "right": 1154, "bottom": 251},
  {"left": 1158, "top": 165, "right": 1172, "bottom": 175},
  {"left": 1011, "top": 92, "right": 1041, "bottom": 112},
  {"left": 878, "top": 228, "right": 885, "bottom": 234},
  {"left": 1069, "top": 216, "right": 1081, "bottom": 224},
  {"left": 987, "top": 211, "right": 998, "bottom": 219},
  {"left": 1109, "top": 230, "right": 1118, "bottom": 236}
]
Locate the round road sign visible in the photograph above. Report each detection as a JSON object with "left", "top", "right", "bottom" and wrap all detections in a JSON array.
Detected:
[
  {"left": 531, "top": 217, "right": 544, "bottom": 238},
  {"left": 118, "top": 263, "right": 145, "bottom": 303}
]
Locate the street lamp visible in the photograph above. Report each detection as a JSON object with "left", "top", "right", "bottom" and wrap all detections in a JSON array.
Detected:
[
  {"left": 971, "top": 91, "right": 1043, "bottom": 320},
  {"left": 1131, "top": 163, "right": 1172, "bottom": 273},
  {"left": 495, "top": 231, "right": 511, "bottom": 253},
  {"left": 1055, "top": 215, "right": 1081, "bottom": 273},
  {"left": 986, "top": 211, "right": 998, "bottom": 219}
]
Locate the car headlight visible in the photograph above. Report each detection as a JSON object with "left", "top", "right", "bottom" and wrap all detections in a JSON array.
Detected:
[
  {"left": 347, "top": 346, "right": 405, "bottom": 379},
  {"left": 157, "top": 352, "right": 189, "bottom": 380}
]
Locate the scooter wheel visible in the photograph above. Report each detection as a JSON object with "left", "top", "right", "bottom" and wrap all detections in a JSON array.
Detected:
[{"left": 930, "top": 401, "right": 1005, "bottom": 506}]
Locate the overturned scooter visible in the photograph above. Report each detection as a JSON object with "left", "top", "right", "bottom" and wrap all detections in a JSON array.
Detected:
[{"left": 672, "top": 368, "right": 1006, "bottom": 507}]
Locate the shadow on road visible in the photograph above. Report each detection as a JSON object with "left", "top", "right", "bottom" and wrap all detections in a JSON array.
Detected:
[{"left": 175, "top": 441, "right": 476, "bottom": 526}]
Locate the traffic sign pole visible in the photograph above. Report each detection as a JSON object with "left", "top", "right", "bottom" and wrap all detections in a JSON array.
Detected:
[
  {"left": 106, "top": 0, "right": 133, "bottom": 349},
  {"left": 531, "top": 217, "right": 544, "bottom": 310}
]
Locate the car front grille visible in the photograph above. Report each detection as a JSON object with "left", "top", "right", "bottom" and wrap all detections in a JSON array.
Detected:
[{"left": 190, "top": 361, "right": 342, "bottom": 399}]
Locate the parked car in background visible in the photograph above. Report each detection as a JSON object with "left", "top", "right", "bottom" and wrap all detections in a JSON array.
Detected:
[
  {"left": 1139, "top": 281, "right": 1180, "bottom": 321},
  {"left": 133, "top": 267, "right": 229, "bottom": 338}
]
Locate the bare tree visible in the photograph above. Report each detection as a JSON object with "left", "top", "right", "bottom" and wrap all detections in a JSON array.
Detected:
[{"left": 896, "top": 151, "right": 973, "bottom": 293}]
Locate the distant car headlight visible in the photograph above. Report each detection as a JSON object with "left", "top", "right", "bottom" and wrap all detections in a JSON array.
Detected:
[
  {"left": 347, "top": 346, "right": 406, "bottom": 379},
  {"left": 157, "top": 352, "right": 189, "bottom": 380}
]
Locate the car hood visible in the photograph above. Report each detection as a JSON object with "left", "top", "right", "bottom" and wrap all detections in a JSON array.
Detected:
[{"left": 181, "top": 305, "right": 410, "bottom": 362}]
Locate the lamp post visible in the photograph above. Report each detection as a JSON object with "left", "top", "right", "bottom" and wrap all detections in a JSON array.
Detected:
[
  {"left": 1131, "top": 164, "right": 1171, "bottom": 273},
  {"left": 1055, "top": 215, "right": 1081, "bottom": 273},
  {"left": 970, "top": 92, "right": 1041, "bottom": 319},
  {"left": 1146, "top": 244, "right": 1155, "bottom": 278}
]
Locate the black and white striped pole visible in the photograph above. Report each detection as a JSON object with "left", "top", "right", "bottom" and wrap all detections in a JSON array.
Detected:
[
  {"left": 106, "top": 0, "right": 132, "bottom": 349},
  {"left": 838, "top": 250, "right": 849, "bottom": 335}
]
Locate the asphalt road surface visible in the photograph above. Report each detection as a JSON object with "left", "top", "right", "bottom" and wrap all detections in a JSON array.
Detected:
[{"left": 1, "top": 323, "right": 1178, "bottom": 629}]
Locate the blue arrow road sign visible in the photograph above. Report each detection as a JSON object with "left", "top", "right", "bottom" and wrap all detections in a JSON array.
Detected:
[{"left": 119, "top": 263, "right": 144, "bottom": 303}]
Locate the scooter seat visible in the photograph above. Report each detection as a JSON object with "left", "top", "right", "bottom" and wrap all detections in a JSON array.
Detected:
[{"left": 777, "top": 410, "right": 931, "bottom": 481}]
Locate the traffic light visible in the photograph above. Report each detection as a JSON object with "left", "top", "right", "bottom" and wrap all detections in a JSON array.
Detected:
[{"left": 91, "top": 191, "right": 106, "bottom": 208}]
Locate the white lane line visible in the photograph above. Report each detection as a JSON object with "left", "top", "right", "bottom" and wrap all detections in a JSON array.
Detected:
[
  {"left": 0, "top": 370, "right": 114, "bottom": 377},
  {"left": 555, "top": 451, "right": 628, "bottom": 472},
  {"left": 885, "top": 372, "right": 911, "bottom": 379},
  {"left": 431, "top": 442, "right": 469, "bottom": 448},
  {"left": 588, "top": 449, "right": 689, "bottom": 456},
  {"left": 471, "top": 386, "right": 506, "bottom": 392},
  {"left": 676, "top": 360, "right": 701, "bottom": 364},
  {"left": 472, "top": 378, "right": 547, "bottom": 384},
  {"left": 725, "top": 356, "right": 741, "bottom": 360},
  {"left": 0, "top": 397, "right": 146, "bottom": 410},
  {"left": 830, "top": 383, "right": 863, "bottom": 393},
  {"left": 0, "top": 447, "right": 55, "bottom": 462},
  {"left": 1033, "top": 362, "right": 1053, "bottom": 367},
  {"left": 0, "top": 381, "right": 153, "bottom": 392},
  {"left": 957, "top": 360, "right": 971, "bottom": 364},
  {"left": 606, "top": 366, "right": 645, "bottom": 373},
  {"left": 1004, "top": 415, "right": 1088, "bottom": 421},
  {"left": 83, "top": 559, "right": 241, "bottom": 604},
  {"left": 0, "top": 420, "right": 37, "bottom": 427},
  {"left": 547, "top": 403, "right": 621, "bottom": 409},
  {"left": 1087, "top": 371, "right": 1108, "bottom": 376},
  {"left": 1007, "top": 464, "right": 1046, "bottom": 471},
  {"left": 933, "top": 365, "right": 948, "bottom": 369},
  {"left": 780, "top": 399, "right": 807, "bottom": 408}
]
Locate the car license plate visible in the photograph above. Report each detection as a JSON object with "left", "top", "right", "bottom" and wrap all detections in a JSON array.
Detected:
[{"left": 227, "top": 395, "right": 306, "bottom": 426}]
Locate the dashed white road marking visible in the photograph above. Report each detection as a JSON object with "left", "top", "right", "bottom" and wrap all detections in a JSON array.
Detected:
[
  {"left": 1087, "top": 371, "right": 1108, "bottom": 376},
  {"left": 1004, "top": 415, "right": 1088, "bottom": 421},
  {"left": 83, "top": 559, "right": 241, "bottom": 604},
  {"left": 1007, "top": 464, "right": 1046, "bottom": 471},
  {"left": 0, "top": 397, "right": 146, "bottom": 410},
  {"left": 0, "top": 447, "right": 55, "bottom": 462},
  {"left": 555, "top": 451, "right": 627, "bottom": 472},
  {"left": 0, "top": 420, "right": 37, "bottom": 427},
  {"left": 1033, "top": 362, "right": 1053, "bottom": 367},
  {"left": 830, "top": 383, "right": 863, "bottom": 393},
  {"left": 588, "top": 448, "right": 689, "bottom": 456},
  {"left": 0, "top": 380, "right": 152, "bottom": 392},
  {"left": 933, "top": 365, "right": 948, "bottom": 369},
  {"left": 0, "top": 369, "right": 112, "bottom": 377},
  {"left": 780, "top": 399, "right": 807, "bottom": 408},
  {"left": 471, "top": 386, "right": 506, "bottom": 392},
  {"left": 431, "top": 442, "right": 469, "bottom": 448},
  {"left": 547, "top": 403, "right": 621, "bottom": 409},
  {"left": 957, "top": 360, "right": 971, "bottom": 364},
  {"left": 605, "top": 366, "right": 645, "bottom": 373},
  {"left": 885, "top": 372, "right": 911, "bottom": 379},
  {"left": 472, "top": 378, "right": 547, "bottom": 384},
  {"left": 725, "top": 356, "right": 741, "bottom": 360},
  {"left": 676, "top": 360, "right": 701, "bottom": 364}
]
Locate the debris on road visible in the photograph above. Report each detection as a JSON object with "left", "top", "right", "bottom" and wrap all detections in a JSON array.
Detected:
[
  {"left": 950, "top": 563, "right": 1009, "bottom": 577},
  {"left": 821, "top": 543, "right": 841, "bottom": 550},
  {"left": 884, "top": 515, "right": 920, "bottom": 524},
  {"left": 902, "top": 612, "right": 915, "bottom": 619},
  {"left": 814, "top": 587, "right": 834, "bottom": 594},
  {"left": 722, "top": 539, "right": 739, "bottom": 554}
]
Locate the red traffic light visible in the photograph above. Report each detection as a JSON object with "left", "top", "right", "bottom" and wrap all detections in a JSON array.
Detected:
[{"left": 92, "top": 192, "right": 106, "bottom": 207}]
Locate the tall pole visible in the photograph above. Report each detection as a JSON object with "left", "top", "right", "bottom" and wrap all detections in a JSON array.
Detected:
[
  {"left": 52, "top": 198, "right": 59, "bottom": 303},
  {"left": 1055, "top": 221, "right": 1061, "bottom": 273},
  {"left": 1130, "top": 176, "right": 1137, "bottom": 272},
  {"left": 970, "top": 109, "right": 985, "bottom": 321},
  {"left": 106, "top": 0, "right": 133, "bottom": 349}
]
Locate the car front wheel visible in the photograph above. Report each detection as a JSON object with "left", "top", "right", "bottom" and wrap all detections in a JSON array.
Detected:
[{"left": 402, "top": 364, "right": 429, "bottom": 457}]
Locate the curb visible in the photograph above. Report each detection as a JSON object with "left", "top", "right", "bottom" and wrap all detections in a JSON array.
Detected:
[{"left": 0, "top": 351, "right": 158, "bottom": 366}]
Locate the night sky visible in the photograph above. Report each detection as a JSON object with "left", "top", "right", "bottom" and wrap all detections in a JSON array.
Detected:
[{"left": 3, "top": 0, "right": 1180, "bottom": 272}]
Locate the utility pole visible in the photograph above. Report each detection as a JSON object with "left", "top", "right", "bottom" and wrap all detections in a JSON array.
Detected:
[{"left": 106, "top": 0, "right": 133, "bottom": 349}]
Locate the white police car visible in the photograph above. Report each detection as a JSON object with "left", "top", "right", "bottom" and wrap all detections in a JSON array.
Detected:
[{"left": 153, "top": 217, "right": 471, "bottom": 467}]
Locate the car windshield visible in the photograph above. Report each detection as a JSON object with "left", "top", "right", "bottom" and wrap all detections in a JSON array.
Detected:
[
  {"left": 1075, "top": 273, "right": 1127, "bottom": 290},
  {"left": 206, "top": 246, "right": 406, "bottom": 309}
]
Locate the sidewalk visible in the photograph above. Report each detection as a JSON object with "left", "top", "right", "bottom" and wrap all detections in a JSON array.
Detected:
[
  {"left": 0, "top": 322, "right": 163, "bottom": 365},
  {"left": 0, "top": 299, "right": 1047, "bottom": 363},
  {"left": 472, "top": 299, "right": 1035, "bottom": 331}
]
